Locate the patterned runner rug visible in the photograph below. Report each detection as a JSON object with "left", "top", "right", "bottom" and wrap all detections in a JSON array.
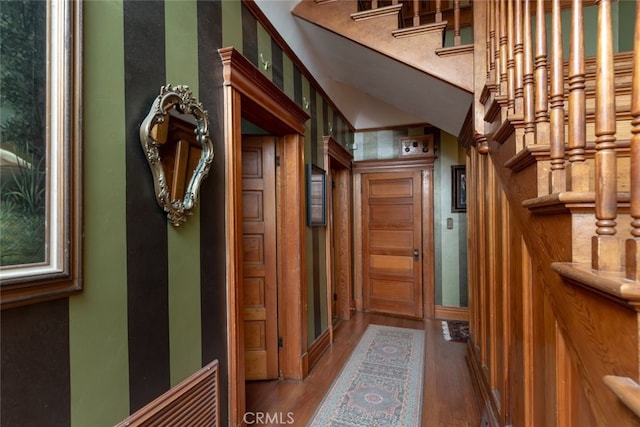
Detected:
[
  {"left": 441, "top": 320, "right": 469, "bottom": 342},
  {"left": 308, "top": 324, "right": 425, "bottom": 426}
]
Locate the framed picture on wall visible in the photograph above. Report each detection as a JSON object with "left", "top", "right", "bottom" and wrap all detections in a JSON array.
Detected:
[
  {"left": 451, "top": 165, "right": 466, "bottom": 213},
  {"left": 306, "top": 163, "right": 326, "bottom": 226}
]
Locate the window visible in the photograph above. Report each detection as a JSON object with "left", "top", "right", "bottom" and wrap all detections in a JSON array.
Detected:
[{"left": 0, "top": 0, "right": 82, "bottom": 309}]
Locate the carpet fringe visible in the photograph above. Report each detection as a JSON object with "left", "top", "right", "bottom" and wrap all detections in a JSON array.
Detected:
[{"left": 441, "top": 320, "right": 453, "bottom": 341}]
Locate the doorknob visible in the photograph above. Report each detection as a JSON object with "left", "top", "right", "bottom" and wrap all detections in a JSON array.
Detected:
[{"left": 413, "top": 249, "right": 419, "bottom": 260}]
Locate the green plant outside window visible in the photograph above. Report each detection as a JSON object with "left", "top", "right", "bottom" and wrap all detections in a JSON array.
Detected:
[{"left": 0, "top": 0, "right": 47, "bottom": 267}]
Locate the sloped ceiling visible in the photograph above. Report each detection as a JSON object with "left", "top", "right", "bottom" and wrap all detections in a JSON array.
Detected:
[{"left": 254, "top": 0, "right": 473, "bottom": 136}]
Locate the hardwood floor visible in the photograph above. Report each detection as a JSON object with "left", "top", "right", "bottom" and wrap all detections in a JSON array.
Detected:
[{"left": 245, "top": 312, "right": 481, "bottom": 426}]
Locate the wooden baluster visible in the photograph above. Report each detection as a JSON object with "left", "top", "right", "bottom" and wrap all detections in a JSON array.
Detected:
[
  {"left": 413, "top": 0, "right": 420, "bottom": 26},
  {"left": 567, "top": 0, "right": 588, "bottom": 192},
  {"left": 523, "top": 0, "right": 535, "bottom": 146},
  {"left": 436, "top": 0, "right": 443, "bottom": 23},
  {"left": 499, "top": 0, "right": 508, "bottom": 97},
  {"left": 372, "top": 0, "right": 378, "bottom": 9},
  {"left": 626, "top": 0, "right": 640, "bottom": 280},
  {"left": 593, "top": 0, "right": 620, "bottom": 271},
  {"left": 513, "top": 0, "right": 524, "bottom": 117},
  {"left": 535, "top": 0, "right": 550, "bottom": 145},
  {"left": 454, "top": 0, "right": 461, "bottom": 46},
  {"left": 549, "top": 0, "right": 566, "bottom": 193},
  {"left": 507, "top": 0, "right": 515, "bottom": 111},
  {"left": 495, "top": 0, "right": 503, "bottom": 90},
  {"left": 488, "top": 0, "right": 496, "bottom": 84}
]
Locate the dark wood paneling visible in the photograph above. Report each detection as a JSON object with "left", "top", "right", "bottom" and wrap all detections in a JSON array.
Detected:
[
  {"left": 123, "top": 0, "right": 170, "bottom": 412},
  {"left": 1, "top": 299, "right": 70, "bottom": 426},
  {"left": 197, "top": 0, "right": 228, "bottom": 423}
]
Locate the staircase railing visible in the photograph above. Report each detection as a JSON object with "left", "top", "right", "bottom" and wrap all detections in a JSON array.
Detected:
[
  {"left": 478, "top": 0, "right": 640, "bottom": 420},
  {"left": 357, "top": 0, "right": 472, "bottom": 45},
  {"left": 481, "top": 0, "right": 639, "bottom": 277}
]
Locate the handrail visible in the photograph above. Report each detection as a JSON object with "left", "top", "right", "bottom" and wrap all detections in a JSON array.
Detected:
[{"left": 603, "top": 375, "right": 640, "bottom": 419}]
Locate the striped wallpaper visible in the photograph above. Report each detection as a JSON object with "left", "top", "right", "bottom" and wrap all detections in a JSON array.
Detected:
[{"left": 0, "top": 1, "right": 352, "bottom": 426}]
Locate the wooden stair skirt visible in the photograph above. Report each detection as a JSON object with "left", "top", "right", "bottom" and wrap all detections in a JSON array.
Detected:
[{"left": 116, "top": 360, "right": 219, "bottom": 427}]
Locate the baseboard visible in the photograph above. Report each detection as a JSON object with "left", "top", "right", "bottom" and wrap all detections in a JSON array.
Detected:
[
  {"left": 466, "top": 342, "right": 500, "bottom": 427},
  {"left": 435, "top": 305, "right": 469, "bottom": 321},
  {"left": 308, "top": 328, "right": 331, "bottom": 371}
]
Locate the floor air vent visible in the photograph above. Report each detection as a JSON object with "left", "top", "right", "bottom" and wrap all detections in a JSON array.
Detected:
[{"left": 117, "top": 360, "right": 219, "bottom": 427}]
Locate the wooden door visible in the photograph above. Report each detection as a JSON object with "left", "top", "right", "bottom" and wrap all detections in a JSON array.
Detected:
[
  {"left": 242, "top": 136, "right": 278, "bottom": 380},
  {"left": 362, "top": 171, "right": 424, "bottom": 318}
]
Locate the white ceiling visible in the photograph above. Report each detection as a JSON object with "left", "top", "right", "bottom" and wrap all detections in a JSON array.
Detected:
[{"left": 254, "top": 0, "right": 473, "bottom": 136}]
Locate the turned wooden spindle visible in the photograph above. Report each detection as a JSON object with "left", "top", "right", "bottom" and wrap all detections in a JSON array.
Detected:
[
  {"left": 454, "top": 0, "right": 461, "bottom": 46},
  {"left": 412, "top": 0, "right": 420, "bottom": 27},
  {"left": 549, "top": 0, "right": 566, "bottom": 193},
  {"left": 499, "top": 0, "right": 508, "bottom": 97},
  {"left": 435, "top": 0, "right": 443, "bottom": 23},
  {"left": 495, "top": 0, "right": 502, "bottom": 90},
  {"left": 488, "top": 0, "right": 496, "bottom": 83},
  {"left": 567, "top": 0, "right": 588, "bottom": 192},
  {"left": 372, "top": 0, "right": 378, "bottom": 9},
  {"left": 626, "top": 0, "right": 640, "bottom": 280},
  {"left": 534, "top": 0, "right": 550, "bottom": 143},
  {"left": 593, "top": 0, "right": 620, "bottom": 271},
  {"left": 523, "top": 0, "right": 535, "bottom": 146},
  {"left": 507, "top": 0, "right": 515, "bottom": 110},
  {"left": 513, "top": 0, "right": 524, "bottom": 117}
]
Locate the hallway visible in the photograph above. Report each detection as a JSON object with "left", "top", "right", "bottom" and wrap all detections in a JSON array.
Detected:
[{"left": 246, "top": 312, "right": 481, "bottom": 426}]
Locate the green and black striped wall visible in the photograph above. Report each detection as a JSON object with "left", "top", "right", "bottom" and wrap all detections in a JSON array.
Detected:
[{"left": 0, "top": 1, "right": 352, "bottom": 426}]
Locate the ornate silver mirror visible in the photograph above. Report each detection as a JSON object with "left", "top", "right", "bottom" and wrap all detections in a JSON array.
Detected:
[{"left": 140, "top": 85, "right": 214, "bottom": 226}]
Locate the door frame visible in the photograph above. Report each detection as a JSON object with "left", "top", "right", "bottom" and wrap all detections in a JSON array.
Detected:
[
  {"left": 352, "top": 157, "right": 436, "bottom": 319},
  {"left": 323, "top": 136, "right": 354, "bottom": 337},
  {"left": 220, "top": 47, "right": 310, "bottom": 427}
]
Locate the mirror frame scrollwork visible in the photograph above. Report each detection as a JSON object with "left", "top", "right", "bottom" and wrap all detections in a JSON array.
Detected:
[{"left": 139, "top": 84, "right": 214, "bottom": 226}]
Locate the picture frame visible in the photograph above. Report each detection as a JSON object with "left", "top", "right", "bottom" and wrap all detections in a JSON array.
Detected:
[
  {"left": 0, "top": 0, "right": 83, "bottom": 309},
  {"left": 451, "top": 165, "right": 467, "bottom": 213},
  {"left": 306, "top": 163, "right": 326, "bottom": 226}
]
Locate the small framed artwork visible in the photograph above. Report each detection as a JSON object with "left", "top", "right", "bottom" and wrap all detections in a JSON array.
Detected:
[
  {"left": 451, "top": 165, "right": 467, "bottom": 213},
  {"left": 306, "top": 163, "right": 327, "bottom": 226}
]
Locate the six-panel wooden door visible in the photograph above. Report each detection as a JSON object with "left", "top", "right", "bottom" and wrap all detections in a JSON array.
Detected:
[{"left": 242, "top": 136, "right": 278, "bottom": 380}]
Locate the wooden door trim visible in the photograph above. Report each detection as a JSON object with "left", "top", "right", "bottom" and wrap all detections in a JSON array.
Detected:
[
  {"left": 220, "top": 47, "right": 309, "bottom": 427},
  {"left": 353, "top": 157, "right": 435, "bottom": 173},
  {"left": 422, "top": 167, "right": 436, "bottom": 318},
  {"left": 353, "top": 157, "right": 436, "bottom": 319},
  {"left": 323, "top": 137, "right": 354, "bottom": 336}
]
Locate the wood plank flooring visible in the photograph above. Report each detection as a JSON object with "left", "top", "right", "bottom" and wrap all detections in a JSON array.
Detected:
[{"left": 245, "top": 312, "right": 481, "bottom": 426}]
